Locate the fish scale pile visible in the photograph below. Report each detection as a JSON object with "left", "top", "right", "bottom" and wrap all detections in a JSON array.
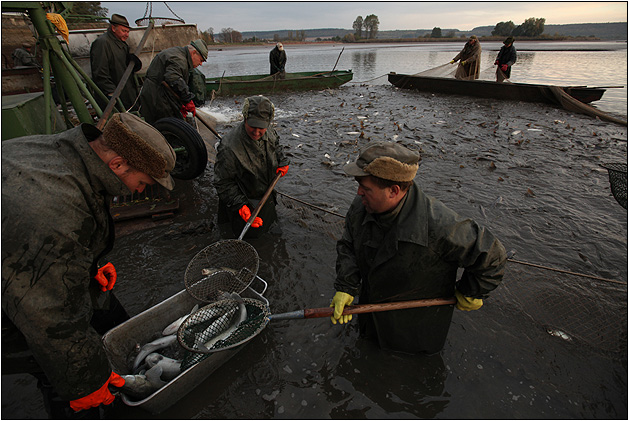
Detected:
[{"left": 120, "top": 293, "right": 247, "bottom": 400}]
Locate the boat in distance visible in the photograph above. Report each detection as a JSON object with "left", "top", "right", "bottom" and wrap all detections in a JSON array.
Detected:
[
  {"left": 205, "top": 70, "right": 353, "bottom": 96},
  {"left": 387, "top": 72, "right": 606, "bottom": 105}
]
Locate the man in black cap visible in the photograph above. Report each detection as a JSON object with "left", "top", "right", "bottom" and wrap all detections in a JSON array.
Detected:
[
  {"left": 329, "top": 141, "right": 506, "bottom": 354},
  {"left": 90, "top": 14, "right": 140, "bottom": 110},
  {"left": 214, "top": 95, "right": 290, "bottom": 238},
  {"left": 139, "top": 39, "right": 208, "bottom": 125},
  {"left": 2, "top": 113, "right": 176, "bottom": 417},
  {"left": 494, "top": 36, "right": 517, "bottom": 82}
]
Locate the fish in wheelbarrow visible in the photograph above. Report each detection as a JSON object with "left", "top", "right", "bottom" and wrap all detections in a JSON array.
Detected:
[
  {"left": 120, "top": 365, "right": 167, "bottom": 400},
  {"left": 162, "top": 304, "right": 199, "bottom": 336},
  {"left": 196, "top": 292, "right": 247, "bottom": 352},
  {"left": 132, "top": 334, "right": 177, "bottom": 371},
  {"left": 145, "top": 353, "right": 182, "bottom": 381}
]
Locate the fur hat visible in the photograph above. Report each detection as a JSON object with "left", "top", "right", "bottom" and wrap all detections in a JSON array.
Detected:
[
  {"left": 242, "top": 96, "right": 275, "bottom": 129},
  {"left": 344, "top": 141, "right": 420, "bottom": 182},
  {"left": 103, "top": 113, "right": 176, "bottom": 190}
]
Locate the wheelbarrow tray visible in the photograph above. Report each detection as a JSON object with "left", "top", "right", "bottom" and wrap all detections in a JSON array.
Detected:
[{"left": 102, "top": 289, "right": 243, "bottom": 414}]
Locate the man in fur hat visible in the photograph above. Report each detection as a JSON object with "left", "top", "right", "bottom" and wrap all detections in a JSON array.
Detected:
[
  {"left": 90, "top": 14, "right": 140, "bottom": 110},
  {"left": 329, "top": 142, "right": 506, "bottom": 354},
  {"left": 494, "top": 36, "right": 517, "bottom": 82},
  {"left": 2, "top": 113, "right": 176, "bottom": 417},
  {"left": 450, "top": 35, "right": 482, "bottom": 80}
]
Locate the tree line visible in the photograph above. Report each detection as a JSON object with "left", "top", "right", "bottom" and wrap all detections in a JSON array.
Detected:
[
  {"left": 347, "top": 14, "right": 380, "bottom": 41},
  {"left": 423, "top": 17, "right": 546, "bottom": 39}
]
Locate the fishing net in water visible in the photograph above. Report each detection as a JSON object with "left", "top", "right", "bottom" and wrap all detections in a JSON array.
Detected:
[{"left": 275, "top": 191, "right": 628, "bottom": 356}]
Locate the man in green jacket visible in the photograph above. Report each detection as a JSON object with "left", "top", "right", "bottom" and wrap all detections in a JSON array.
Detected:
[
  {"left": 214, "top": 96, "right": 289, "bottom": 238},
  {"left": 139, "top": 39, "right": 208, "bottom": 125},
  {"left": 330, "top": 142, "right": 506, "bottom": 354},
  {"left": 90, "top": 14, "right": 139, "bottom": 110},
  {"left": 2, "top": 113, "right": 176, "bottom": 417}
]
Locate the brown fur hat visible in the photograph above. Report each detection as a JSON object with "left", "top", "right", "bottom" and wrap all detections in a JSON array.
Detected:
[
  {"left": 343, "top": 141, "right": 420, "bottom": 182},
  {"left": 103, "top": 113, "right": 176, "bottom": 190}
]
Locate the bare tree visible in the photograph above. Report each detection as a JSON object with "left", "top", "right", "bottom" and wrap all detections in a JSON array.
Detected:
[
  {"left": 353, "top": 16, "right": 364, "bottom": 39},
  {"left": 364, "top": 14, "right": 379, "bottom": 39}
]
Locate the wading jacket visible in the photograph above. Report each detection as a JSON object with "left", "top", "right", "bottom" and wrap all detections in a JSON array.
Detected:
[
  {"left": 90, "top": 26, "right": 139, "bottom": 109},
  {"left": 139, "top": 46, "right": 195, "bottom": 125},
  {"left": 335, "top": 183, "right": 506, "bottom": 354},
  {"left": 495, "top": 45, "right": 517, "bottom": 78},
  {"left": 1, "top": 125, "right": 129, "bottom": 400},
  {"left": 269, "top": 46, "right": 287, "bottom": 75},
  {"left": 453, "top": 41, "right": 482, "bottom": 80},
  {"left": 214, "top": 122, "right": 289, "bottom": 216}
]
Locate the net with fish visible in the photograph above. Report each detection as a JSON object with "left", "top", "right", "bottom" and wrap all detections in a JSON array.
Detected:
[{"left": 601, "top": 163, "right": 628, "bottom": 209}]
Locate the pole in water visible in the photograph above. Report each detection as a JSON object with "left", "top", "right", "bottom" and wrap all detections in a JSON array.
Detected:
[{"left": 332, "top": 47, "right": 344, "bottom": 72}]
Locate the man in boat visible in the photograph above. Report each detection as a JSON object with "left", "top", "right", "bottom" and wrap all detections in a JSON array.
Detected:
[
  {"left": 494, "top": 36, "right": 517, "bottom": 82},
  {"left": 214, "top": 96, "right": 290, "bottom": 238},
  {"left": 90, "top": 14, "right": 140, "bottom": 110},
  {"left": 269, "top": 42, "right": 287, "bottom": 79},
  {"left": 12, "top": 40, "right": 39, "bottom": 68},
  {"left": 1, "top": 113, "right": 176, "bottom": 418},
  {"left": 329, "top": 142, "right": 506, "bottom": 354},
  {"left": 139, "top": 39, "right": 208, "bottom": 125},
  {"left": 450, "top": 35, "right": 482, "bottom": 80}
]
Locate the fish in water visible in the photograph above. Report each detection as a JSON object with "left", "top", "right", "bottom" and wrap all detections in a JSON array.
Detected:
[
  {"left": 132, "top": 334, "right": 177, "bottom": 371},
  {"left": 162, "top": 304, "right": 199, "bottom": 336},
  {"left": 145, "top": 353, "right": 182, "bottom": 381},
  {"left": 121, "top": 365, "right": 167, "bottom": 400},
  {"left": 198, "top": 293, "right": 247, "bottom": 352}
]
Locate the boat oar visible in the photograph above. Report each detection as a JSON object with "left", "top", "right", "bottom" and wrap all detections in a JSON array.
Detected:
[
  {"left": 332, "top": 47, "right": 344, "bottom": 72},
  {"left": 270, "top": 297, "right": 456, "bottom": 321},
  {"left": 238, "top": 172, "right": 282, "bottom": 240}
]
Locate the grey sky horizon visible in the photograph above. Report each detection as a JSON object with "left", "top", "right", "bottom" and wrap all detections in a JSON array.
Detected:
[{"left": 100, "top": 1, "right": 627, "bottom": 32}]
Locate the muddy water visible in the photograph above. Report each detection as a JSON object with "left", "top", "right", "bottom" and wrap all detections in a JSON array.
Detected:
[{"left": 2, "top": 85, "right": 627, "bottom": 419}]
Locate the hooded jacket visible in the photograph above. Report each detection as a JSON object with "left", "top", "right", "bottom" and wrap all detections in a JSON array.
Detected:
[
  {"left": 1, "top": 125, "right": 129, "bottom": 400},
  {"left": 139, "top": 46, "right": 195, "bottom": 124},
  {"left": 453, "top": 39, "right": 482, "bottom": 80},
  {"left": 335, "top": 182, "right": 506, "bottom": 354},
  {"left": 269, "top": 46, "right": 287, "bottom": 75}
]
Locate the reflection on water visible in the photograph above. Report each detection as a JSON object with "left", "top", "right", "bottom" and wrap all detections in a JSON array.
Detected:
[{"left": 201, "top": 41, "right": 627, "bottom": 116}]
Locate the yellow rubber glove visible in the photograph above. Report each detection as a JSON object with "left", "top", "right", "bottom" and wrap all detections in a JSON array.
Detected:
[
  {"left": 330, "top": 291, "right": 354, "bottom": 324},
  {"left": 461, "top": 60, "right": 467, "bottom": 65},
  {"left": 449, "top": 60, "right": 455, "bottom": 64},
  {"left": 455, "top": 289, "right": 483, "bottom": 311}
]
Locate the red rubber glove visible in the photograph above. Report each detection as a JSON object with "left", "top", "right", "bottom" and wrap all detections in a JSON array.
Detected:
[
  {"left": 94, "top": 262, "right": 116, "bottom": 292},
  {"left": 183, "top": 100, "right": 196, "bottom": 117},
  {"left": 238, "top": 205, "right": 263, "bottom": 228},
  {"left": 501, "top": 64, "right": 508, "bottom": 72},
  {"left": 494, "top": 60, "right": 499, "bottom": 65},
  {"left": 276, "top": 165, "right": 289, "bottom": 177},
  {"left": 69, "top": 372, "right": 125, "bottom": 412}
]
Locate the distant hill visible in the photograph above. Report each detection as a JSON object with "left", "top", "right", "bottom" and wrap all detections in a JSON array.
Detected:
[{"left": 242, "top": 22, "right": 627, "bottom": 41}]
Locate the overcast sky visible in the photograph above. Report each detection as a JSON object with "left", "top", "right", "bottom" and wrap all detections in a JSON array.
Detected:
[{"left": 100, "top": 1, "right": 627, "bottom": 32}]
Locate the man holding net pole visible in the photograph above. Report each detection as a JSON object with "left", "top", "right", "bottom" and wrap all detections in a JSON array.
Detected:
[
  {"left": 495, "top": 36, "right": 517, "bottom": 83},
  {"left": 450, "top": 35, "right": 482, "bottom": 80},
  {"left": 329, "top": 142, "right": 507, "bottom": 354}
]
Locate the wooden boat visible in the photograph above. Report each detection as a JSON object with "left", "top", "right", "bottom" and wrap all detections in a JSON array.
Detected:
[
  {"left": 387, "top": 73, "right": 606, "bottom": 105},
  {"left": 205, "top": 70, "right": 353, "bottom": 96}
]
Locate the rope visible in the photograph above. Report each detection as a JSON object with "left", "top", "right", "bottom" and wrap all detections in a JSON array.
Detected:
[
  {"left": 277, "top": 191, "right": 625, "bottom": 286},
  {"left": 164, "top": 2, "right": 185, "bottom": 22},
  {"left": 348, "top": 73, "right": 388, "bottom": 84}
]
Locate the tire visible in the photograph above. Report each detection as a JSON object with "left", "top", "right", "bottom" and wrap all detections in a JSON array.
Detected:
[{"left": 153, "top": 117, "right": 208, "bottom": 180}]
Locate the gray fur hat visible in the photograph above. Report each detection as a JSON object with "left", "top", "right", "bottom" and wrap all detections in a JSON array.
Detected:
[{"left": 103, "top": 113, "right": 176, "bottom": 190}]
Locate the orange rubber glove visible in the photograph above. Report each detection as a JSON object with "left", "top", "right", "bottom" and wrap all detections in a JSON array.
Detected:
[
  {"left": 180, "top": 100, "right": 196, "bottom": 117},
  {"left": 238, "top": 205, "right": 263, "bottom": 228},
  {"left": 276, "top": 165, "right": 289, "bottom": 177},
  {"left": 69, "top": 372, "right": 125, "bottom": 412},
  {"left": 500, "top": 64, "right": 508, "bottom": 72},
  {"left": 94, "top": 262, "right": 116, "bottom": 292}
]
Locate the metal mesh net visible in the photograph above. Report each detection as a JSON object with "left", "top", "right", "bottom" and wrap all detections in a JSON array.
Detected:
[
  {"left": 601, "top": 163, "right": 628, "bottom": 209},
  {"left": 178, "top": 298, "right": 269, "bottom": 361},
  {"left": 184, "top": 240, "right": 259, "bottom": 302}
]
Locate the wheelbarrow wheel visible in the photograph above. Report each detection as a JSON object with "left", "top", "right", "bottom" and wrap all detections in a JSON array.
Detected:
[{"left": 153, "top": 117, "right": 208, "bottom": 180}]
